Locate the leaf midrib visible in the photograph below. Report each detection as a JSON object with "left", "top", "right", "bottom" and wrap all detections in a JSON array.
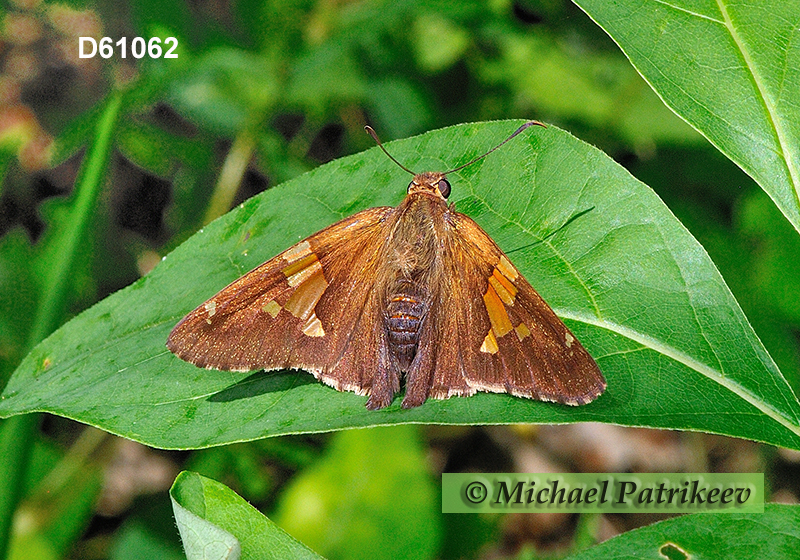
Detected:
[
  {"left": 559, "top": 308, "right": 800, "bottom": 439},
  {"left": 623, "top": 0, "right": 799, "bottom": 219},
  {"left": 714, "top": 0, "right": 799, "bottom": 209}
]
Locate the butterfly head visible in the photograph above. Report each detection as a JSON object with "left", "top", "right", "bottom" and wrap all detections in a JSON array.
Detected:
[{"left": 408, "top": 172, "right": 451, "bottom": 200}]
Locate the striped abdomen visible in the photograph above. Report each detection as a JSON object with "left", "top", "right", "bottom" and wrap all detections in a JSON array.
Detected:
[{"left": 385, "top": 280, "right": 427, "bottom": 371}]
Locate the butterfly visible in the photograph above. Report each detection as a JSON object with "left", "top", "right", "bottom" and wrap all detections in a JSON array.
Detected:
[{"left": 167, "top": 122, "right": 606, "bottom": 410}]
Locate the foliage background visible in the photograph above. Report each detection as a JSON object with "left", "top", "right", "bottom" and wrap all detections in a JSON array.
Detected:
[{"left": 0, "top": 0, "right": 799, "bottom": 559}]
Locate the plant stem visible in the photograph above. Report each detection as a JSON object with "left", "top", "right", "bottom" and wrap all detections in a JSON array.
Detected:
[
  {"left": 0, "top": 92, "right": 122, "bottom": 560},
  {"left": 203, "top": 129, "right": 255, "bottom": 225},
  {"left": 0, "top": 414, "right": 39, "bottom": 560}
]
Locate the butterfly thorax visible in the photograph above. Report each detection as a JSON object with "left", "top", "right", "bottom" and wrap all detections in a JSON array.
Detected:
[{"left": 383, "top": 189, "right": 448, "bottom": 371}]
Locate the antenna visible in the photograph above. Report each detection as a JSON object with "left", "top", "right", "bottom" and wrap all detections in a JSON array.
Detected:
[
  {"left": 364, "top": 126, "right": 415, "bottom": 175},
  {"left": 443, "top": 121, "right": 545, "bottom": 174},
  {"left": 364, "top": 120, "right": 545, "bottom": 176}
]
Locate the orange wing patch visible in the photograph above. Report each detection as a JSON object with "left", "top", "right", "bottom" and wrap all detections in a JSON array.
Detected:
[
  {"left": 514, "top": 322, "right": 531, "bottom": 341},
  {"left": 262, "top": 300, "right": 282, "bottom": 318},
  {"left": 481, "top": 256, "right": 530, "bottom": 353},
  {"left": 480, "top": 329, "right": 499, "bottom": 354},
  {"left": 496, "top": 255, "right": 518, "bottom": 282},
  {"left": 483, "top": 281, "right": 513, "bottom": 337},
  {"left": 259, "top": 241, "right": 329, "bottom": 337},
  {"left": 489, "top": 267, "right": 517, "bottom": 305}
]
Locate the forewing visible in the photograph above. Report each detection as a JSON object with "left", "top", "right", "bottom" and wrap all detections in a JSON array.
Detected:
[
  {"left": 167, "top": 206, "right": 394, "bottom": 396},
  {"left": 428, "top": 212, "right": 606, "bottom": 405}
]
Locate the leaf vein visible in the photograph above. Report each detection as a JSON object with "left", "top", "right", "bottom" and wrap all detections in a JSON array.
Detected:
[
  {"left": 715, "top": 0, "right": 800, "bottom": 212},
  {"left": 653, "top": 0, "right": 724, "bottom": 24},
  {"left": 558, "top": 309, "right": 800, "bottom": 438}
]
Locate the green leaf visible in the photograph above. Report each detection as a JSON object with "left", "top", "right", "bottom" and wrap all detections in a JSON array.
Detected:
[
  {"left": 411, "top": 13, "right": 470, "bottom": 73},
  {"left": 573, "top": 0, "right": 800, "bottom": 233},
  {"left": 1, "top": 121, "right": 799, "bottom": 449},
  {"left": 48, "top": 101, "right": 105, "bottom": 167},
  {"left": 170, "top": 471, "right": 323, "bottom": 560},
  {"left": 272, "top": 426, "right": 440, "bottom": 560},
  {"left": 487, "top": 32, "right": 700, "bottom": 149},
  {"left": 117, "top": 120, "right": 205, "bottom": 179},
  {"left": 110, "top": 523, "right": 184, "bottom": 560},
  {"left": 168, "top": 48, "right": 280, "bottom": 134},
  {"left": 565, "top": 503, "right": 800, "bottom": 560}
]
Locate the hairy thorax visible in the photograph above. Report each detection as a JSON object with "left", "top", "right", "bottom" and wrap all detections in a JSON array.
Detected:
[{"left": 384, "top": 194, "right": 445, "bottom": 371}]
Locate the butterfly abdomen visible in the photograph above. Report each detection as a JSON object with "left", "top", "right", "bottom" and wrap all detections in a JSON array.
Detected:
[{"left": 385, "top": 280, "right": 427, "bottom": 371}]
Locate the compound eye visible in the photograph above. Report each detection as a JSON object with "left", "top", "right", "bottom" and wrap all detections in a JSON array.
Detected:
[{"left": 437, "top": 178, "right": 451, "bottom": 198}]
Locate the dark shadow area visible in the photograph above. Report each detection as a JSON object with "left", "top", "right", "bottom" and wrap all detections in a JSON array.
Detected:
[{"left": 208, "top": 369, "right": 316, "bottom": 403}]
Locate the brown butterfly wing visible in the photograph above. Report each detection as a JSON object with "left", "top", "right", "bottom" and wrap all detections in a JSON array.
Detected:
[
  {"left": 422, "top": 211, "right": 605, "bottom": 406},
  {"left": 169, "top": 199, "right": 605, "bottom": 409},
  {"left": 167, "top": 206, "right": 395, "bottom": 397}
]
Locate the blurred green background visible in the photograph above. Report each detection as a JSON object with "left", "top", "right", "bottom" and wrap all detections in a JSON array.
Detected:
[{"left": 1, "top": 0, "right": 799, "bottom": 559}]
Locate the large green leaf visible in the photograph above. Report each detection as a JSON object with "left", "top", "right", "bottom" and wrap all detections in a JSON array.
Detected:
[
  {"left": 574, "top": 0, "right": 800, "bottom": 233},
  {"left": 170, "top": 471, "right": 322, "bottom": 560},
  {"left": 0, "top": 121, "right": 798, "bottom": 449},
  {"left": 567, "top": 503, "right": 800, "bottom": 560}
]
